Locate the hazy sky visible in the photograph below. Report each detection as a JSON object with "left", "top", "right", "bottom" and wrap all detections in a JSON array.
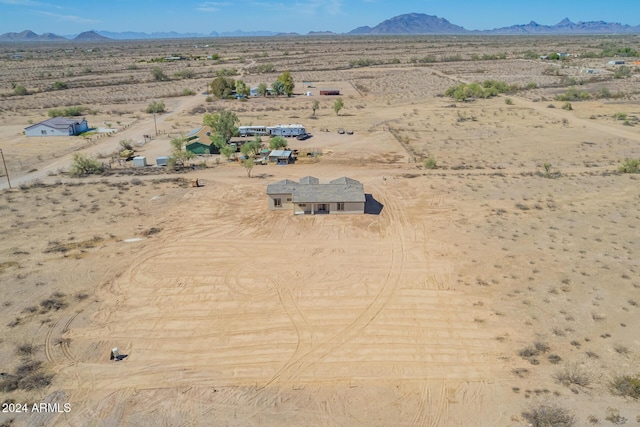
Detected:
[{"left": 1, "top": 0, "right": 639, "bottom": 35}]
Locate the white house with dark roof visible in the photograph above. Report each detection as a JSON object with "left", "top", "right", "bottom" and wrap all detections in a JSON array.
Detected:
[
  {"left": 25, "top": 117, "right": 88, "bottom": 137},
  {"left": 266, "top": 176, "right": 365, "bottom": 215}
]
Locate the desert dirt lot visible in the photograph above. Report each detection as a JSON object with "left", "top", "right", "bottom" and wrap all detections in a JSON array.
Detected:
[{"left": 1, "top": 35, "right": 639, "bottom": 426}]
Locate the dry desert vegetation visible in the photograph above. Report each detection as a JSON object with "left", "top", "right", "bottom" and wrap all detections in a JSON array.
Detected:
[{"left": 1, "top": 35, "right": 639, "bottom": 426}]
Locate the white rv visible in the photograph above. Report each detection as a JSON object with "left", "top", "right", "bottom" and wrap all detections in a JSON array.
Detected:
[
  {"left": 238, "top": 126, "right": 268, "bottom": 137},
  {"left": 267, "top": 124, "right": 307, "bottom": 137}
]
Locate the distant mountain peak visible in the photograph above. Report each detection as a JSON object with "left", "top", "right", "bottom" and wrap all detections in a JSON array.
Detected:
[
  {"left": 74, "top": 31, "right": 110, "bottom": 41},
  {"left": 557, "top": 18, "right": 574, "bottom": 26},
  {"left": 349, "top": 12, "right": 468, "bottom": 35}
]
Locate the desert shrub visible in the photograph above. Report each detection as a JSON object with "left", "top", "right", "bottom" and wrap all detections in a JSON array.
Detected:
[
  {"left": 16, "top": 344, "right": 34, "bottom": 357},
  {"left": 349, "top": 58, "right": 375, "bottom": 68},
  {"left": 548, "top": 354, "right": 562, "bottom": 364},
  {"left": 526, "top": 82, "right": 538, "bottom": 90},
  {"left": 504, "top": 97, "right": 513, "bottom": 105},
  {"left": 610, "top": 374, "right": 640, "bottom": 399},
  {"left": 52, "top": 81, "right": 68, "bottom": 90},
  {"left": 423, "top": 157, "right": 437, "bottom": 170},
  {"left": 182, "top": 88, "right": 195, "bottom": 96},
  {"left": 614, "top": 66, "right": 631, "bottom": 79},
  {"left": 14, "top": 85, "right": 28, "bottom": 95},
  {"left": 614, "top": 112, "right": 628, "bottom": 120},
  {"left": 215, "top": 68, "right": 238, "bottom": 77},
  {"left": 445, "top": 80, "right": 510, "bottom": 101},
  {"left": 119, "top": 139, "right": 134, "bottom": 151},
  {"left": 151, "top": 66, "right": 169, "bottom": 81},
  {"left": 542, "top": 66, "right": 560, "bottom": 76},
  {"left": 556, "top": 87, "right": 591, "bottom": 101},
  {"left": 48, "top": 106, "right": 84, "bottom": 118},
  {"left": 618, "top": 158, "right": 640, "bottom": 173},
  {"left": 605, "top": 408, "right": 627, "bottom": 425},
  {"left": 18, "top": 372, "right": 52, "bottom": 391},
  {"left": 39, "top": 294, "right": 66, "bottom": 312},
  {"left": 561, "top": 102, "right": 573, "bottom": 111},
  {"left": 254, "top": 63, "right": 275, "bottom": 73},
  {"left": 554, "top": 363, "right": 591, "bottom": 387},
  {"left": 522, "top": 403, "right": 575, "bottom": 427},
  {"left": 145, "top": 100, "right": 166, "bottom": 114},
  {"left": 70, "top": 153, "right": 103, "bottom": 177},
  {"left": 174, "top": 69, "right": 195, "bottom": 79}
]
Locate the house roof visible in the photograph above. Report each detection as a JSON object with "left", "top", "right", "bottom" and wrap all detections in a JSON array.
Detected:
[
  {"left": 299, "top": 176, "right": 319, "bottom": 184},
  {"left": 267, "top": 177, "right": 365, "bottom": 203},
  {"left": 269, "top": 150, "right": 292, "bottom": 157},
  {"left": 293, "top": 183, "right": 365, "bottom": 203},
  {"left": 266, "top": 179, "right": 299, "bottom": 194},
  {"left": 25, "top": 117, "right": 86, "bottom": 131},
  {"left": 186, "top": 126, "right": 203, "bottom": 137}
]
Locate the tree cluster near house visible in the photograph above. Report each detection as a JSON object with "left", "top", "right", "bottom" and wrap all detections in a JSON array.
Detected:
[{"left": 208, "top": 71, "right": 295, "bottom": 99}]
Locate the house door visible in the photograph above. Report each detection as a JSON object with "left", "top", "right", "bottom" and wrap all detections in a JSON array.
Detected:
[{"left": 317, "top": 203, "right": 328, "bottom": 213}]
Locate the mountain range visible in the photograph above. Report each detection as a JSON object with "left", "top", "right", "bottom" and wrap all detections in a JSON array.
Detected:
[{"left": 1, "top": 13, "right": 639, "bottom": 41}]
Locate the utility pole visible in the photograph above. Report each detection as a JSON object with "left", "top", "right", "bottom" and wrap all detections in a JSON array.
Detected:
[
  {"left": 153, "top": 111, "right": 158, "bottom": 136},
  {"left": 0, "top": 149, "right": 11, "bottom": 189}
]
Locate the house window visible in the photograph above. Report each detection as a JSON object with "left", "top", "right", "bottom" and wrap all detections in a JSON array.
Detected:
[
  {"left": 41, "top": 130, "right": 47, "bottom": 135},
  {"left": 274, "top": 198, "right": 282, "bottom": 207},
  {"left": 286, "top": 198, "right": 292, "bottom": 202},
  {"left": 337, "top": 202, "right": 345, "bottom": 211}
]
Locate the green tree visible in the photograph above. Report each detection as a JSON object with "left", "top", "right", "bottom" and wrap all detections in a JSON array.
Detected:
[
  {"left": 151, "top": 66, "right": 169, "bottom": 81},
  {"left": 271, "top": 80, "right": 285, "bottom": 96},
  {"left": 277, "top": 70, "right": 295, "bottom": 97},
  {"left": 269, "top": 136, "right": 288, "bottom": 150},
  {"left": 235, "top": 79, "right": 250, "bottom": 97},
  {"left": 312, "top": 100, "right": 319, "bottom": 117},
  {"left": 169, "top": 137, "right": 195, "bottom": 168},
  {"left": 210, "top": 76, "right": 235, "bottom": 98},
  {"left": 203, "top": 110, "right": 239, "bottom": 144},
  {"left": 146, "top": 100, "right": 166, "bottom": 136},
  {"left": 220, "top": 144, "right": 236, "bottom": 160},
  {"left": 333, "top": 97, "right": 344, "bottom": 116},
  {"left": 70, "top": 153, "right": 103, "bottom": 177},
  {"left": 257, "top": 83, "right": 268, "bottom": 97},
  {"left": 240, "top": 136, "right": 262, "bottom": 156},
  {"left": 243, "top": 157, "right": 255, "bottom": 178}
]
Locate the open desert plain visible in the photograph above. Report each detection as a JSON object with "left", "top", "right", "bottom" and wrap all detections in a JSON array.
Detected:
[{"left": 1, "top": 35, "right": 639, "bottom": 426}]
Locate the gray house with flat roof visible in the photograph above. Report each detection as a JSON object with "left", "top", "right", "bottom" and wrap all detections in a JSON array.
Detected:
[{"left": 266, "top": 176, "right": 365, "bottom": 215}]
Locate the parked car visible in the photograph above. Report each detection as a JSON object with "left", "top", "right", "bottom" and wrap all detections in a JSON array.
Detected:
[
  {"left": 337, "top": 128, "right": 345, "bottom": 134},
  {"left": 296, "top": 133, "right": 311, "bottom": 140}
]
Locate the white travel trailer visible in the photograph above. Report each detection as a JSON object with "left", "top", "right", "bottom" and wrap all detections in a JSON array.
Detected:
[
  {"left": 267, "top": 124, "right": 306, "bottom": 137},
  {"left": 238, "top": 126, "right": 268, "bottom": 137}
]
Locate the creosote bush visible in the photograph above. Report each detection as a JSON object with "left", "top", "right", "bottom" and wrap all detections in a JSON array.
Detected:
[
  {"left": 70, "top": 153, "right": 103, "bottom": 177},
  {"left": 522, "top": 403, "right": 575, "bottom": 427},
  {"left": 554, "top": 363, "right": 591, "bottom": 387},
  {"left": 618, "top": 158, "right": 639, "bottom": 173},
  {"left": 610, "top": 374, "right": 640, "bottom": 399},
  {"left": 423, "top": 157, "right": 437, "bottom": 169}
]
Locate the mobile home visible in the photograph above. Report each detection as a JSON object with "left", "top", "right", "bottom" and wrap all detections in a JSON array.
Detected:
[
  {"left": 238, "top": 126, "right": 268, "bottom": 137},
  {"left": 267, "top": 124, "right": 306, "bottom": 137}
]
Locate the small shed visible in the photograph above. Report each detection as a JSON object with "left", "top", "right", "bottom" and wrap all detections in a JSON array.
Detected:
[
  {"left": 320, "top": 89, "right": 340, "bottom": 96},
  {"left": 133, "top": 156, "right": 147, "bottom": 167},
  {"left": 268, "top": 150, "right": 294, "bottom": 165},
  {"left": 156, "top": 156, "right": 171, "bottom": 166}
]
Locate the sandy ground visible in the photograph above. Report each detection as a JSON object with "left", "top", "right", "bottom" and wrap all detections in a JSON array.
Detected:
[{"left": 1, "top": 37, "right": 639, "bottom": 426}]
